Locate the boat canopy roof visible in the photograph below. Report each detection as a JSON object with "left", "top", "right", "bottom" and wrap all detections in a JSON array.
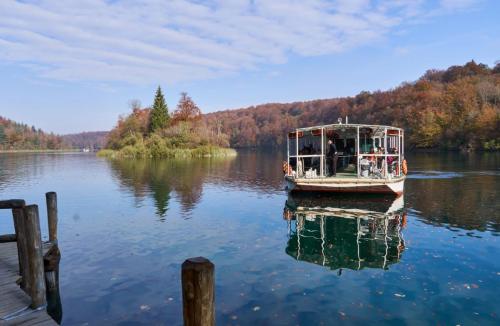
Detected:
[{"left": 293, "top": 123, "right": 403, "bottom": 132}]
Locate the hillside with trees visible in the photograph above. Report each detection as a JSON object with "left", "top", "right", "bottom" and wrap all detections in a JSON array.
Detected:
[
  {"left": 62, "top": 131, "right": 108, "bottom": 150},
  {"left": 0, "top": 116, "right": 65, "bottom": 150},
  {"left": 204, "top": 61, "right": 500, "bottom": 151},
  {"left": 101, "top": 88, "right": 234, "bottom": 158}
]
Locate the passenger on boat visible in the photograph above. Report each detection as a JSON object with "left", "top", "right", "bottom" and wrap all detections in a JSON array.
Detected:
[
  {"left": 377, "top": 146, "right": 385, "bottom": 170},
  {"left": 327, "top": 139, "right": 338, "bottom": 177},
  {"left": 368, "top": 148, "right": 376, "bottom": 172},
  {"left": 302, "top": 144, "right": 314, "bottom": 169},
  {"left": 387, "top": 148, "right": 399, "bottom": 175},
  {"left": 311, "top": 146, "right": 320, "bottom": 170}
]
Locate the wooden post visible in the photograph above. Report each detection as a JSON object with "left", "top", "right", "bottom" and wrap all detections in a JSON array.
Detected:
[
  {"left": 44, "top": 245, "right": 63, "bottom": 324},
  {"left": 181, "top": 257, "right": 215, "bottom": 326},
  {"left": 46, "top": 192, "right": 58, "bottom": 243},
  {"left": 13, "top": 208, "right": 30, "bottom": 292},
  {"left": 23, "top": 205, "right": 47, "bottom": 309}
]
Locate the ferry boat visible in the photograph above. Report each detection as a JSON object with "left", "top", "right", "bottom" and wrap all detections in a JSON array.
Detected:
[{"left": 284, "top": 119, "right": 407, "bottom": 195}]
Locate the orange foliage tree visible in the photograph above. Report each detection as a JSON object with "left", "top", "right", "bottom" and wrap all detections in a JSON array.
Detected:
[{"left": 172, "top": 92, "right": 202, "bottom": 124}]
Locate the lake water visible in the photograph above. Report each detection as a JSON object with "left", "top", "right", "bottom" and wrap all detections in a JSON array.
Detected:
[{"left": 0, "top": 151, "right": 499, "bottom": 325}]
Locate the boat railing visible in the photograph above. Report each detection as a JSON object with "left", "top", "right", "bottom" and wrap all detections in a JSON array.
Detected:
[
  {"left": 289, "top": 154, "right": 321, "bottom": 158},
  {"left": 287, "top": 153, "right": 403, "bottom": 179},
  {"left": 286, "top": 122, "right": 405, "bottom": 180},
  {"left": 358, "top": 153, "right": 403, "bottom": 178}
]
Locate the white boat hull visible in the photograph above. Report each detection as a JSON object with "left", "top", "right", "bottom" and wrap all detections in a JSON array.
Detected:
[{"left": 285, "top": 176, "right": 405, "bottom": 195}]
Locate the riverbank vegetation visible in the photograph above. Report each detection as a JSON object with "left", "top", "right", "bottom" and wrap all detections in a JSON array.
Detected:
[
  {"left": 100, "top": 88, "right": 236, "bottom": 158},
  {"left": 0, "top": 116, "right": 65, "bottom": 151},
  {"left": 205, "top": 61, "right": 500, "bottom": 151}
]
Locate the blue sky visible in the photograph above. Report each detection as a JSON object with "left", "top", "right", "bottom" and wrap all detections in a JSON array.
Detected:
[{"left": 0, "top": 0, "right": 499, "bottom": 134}]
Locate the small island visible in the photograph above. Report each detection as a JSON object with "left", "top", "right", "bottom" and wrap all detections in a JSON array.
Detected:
[{"left": 98, "top": 87, "right": 236, "bottom": 159}]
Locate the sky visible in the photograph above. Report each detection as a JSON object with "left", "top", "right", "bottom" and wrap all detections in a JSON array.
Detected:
[{"left": 0, "top": 0, "right": 499, "bottom": 134}]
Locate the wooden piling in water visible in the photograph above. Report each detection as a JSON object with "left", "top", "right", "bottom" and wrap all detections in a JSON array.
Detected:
[
  {"left": 181, "top": 257, "right": 215, "bottom": 326},
  {"left": 44, "top": 244, "right": 63, "bottom": 323},
  {"left": 46, "top": 192, "right": 58, "bottom": 243},
  {"left": 23, "top": 204, "right": 47, "bottom": 309}
]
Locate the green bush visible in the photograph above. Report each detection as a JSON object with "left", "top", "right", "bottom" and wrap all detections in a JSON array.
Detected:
[
  {"left": 483, "top": 139, "right": 500, "bottom": 150},
  {"left": 97, "top": 144, "right": 236, "bottom": 159},
  {"left": 145, "top": 133, "right": 168, "bottom": 157},
  {"left": 122, "top": 133, "right": 143, "bottom": 147},
  {"left": 96, "top": 149, "right": 117, "bottom": 158}
]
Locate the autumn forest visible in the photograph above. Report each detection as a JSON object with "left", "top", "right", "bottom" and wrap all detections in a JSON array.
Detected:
[
  {"left": 205, "top": 61, "right": 500, "bottom": 151},
  {"left": 1, "top": 61, "right": 499, "bottom": 152},
  {"left": 0, "top": 116, "right": 64, "bottom": 150}
]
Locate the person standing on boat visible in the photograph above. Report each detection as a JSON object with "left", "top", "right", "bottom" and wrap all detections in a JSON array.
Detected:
[{"left": 327, "top": 139, "right": 338, "bottom": 177}]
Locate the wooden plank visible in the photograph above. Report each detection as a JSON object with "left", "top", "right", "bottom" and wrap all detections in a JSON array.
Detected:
[
  {"left": 3, "top": 311, "right": 56, "bottom": 326},
  {"left": 0, "top": 242, "right": 57, "bottom": 325},
  {"left": 0, "top": 199, "right": 25, "bottom": 209}
]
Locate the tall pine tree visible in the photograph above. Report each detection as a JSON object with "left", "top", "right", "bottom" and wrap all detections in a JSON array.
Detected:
[
  {"left": 149, "top": 86, "right": 169, "bottom": 132},
  {"left": 0, "top": 125, "right": 5, "bottom": 146}
]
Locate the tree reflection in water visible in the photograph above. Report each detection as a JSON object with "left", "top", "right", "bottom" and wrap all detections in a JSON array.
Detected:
[
  {"left": 284, "top": 193, "right": 407, "bottom": 271},
  {"left": 108, "top": 157, "right": 237, "bottom": 219}
]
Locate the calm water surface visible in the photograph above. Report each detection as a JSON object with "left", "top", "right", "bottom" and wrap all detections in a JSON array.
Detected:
[{"left": 0, "top": 151, "right": 498, "bottom": 325}]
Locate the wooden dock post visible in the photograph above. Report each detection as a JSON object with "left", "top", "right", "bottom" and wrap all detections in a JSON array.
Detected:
[
  {"left": 181, "top": 257, "right": 215, "bottom": 326},
  {"left": 1, "top": 197, "right": 58, "bottom": 325},
  {"left": 23, "top": 204, "right": 47, "bottom": 309},
  {"left": 12, "top": 207, "right": 30, "bottom": 291},
  {"left": 44, "top": 244, "right": 63, "bottom": 323},
  {"left": 46, "top": 192, "right": 58, "bottom": 243},
  {"left": 45, "top": 192, "right": 62, "bottom": 321}
]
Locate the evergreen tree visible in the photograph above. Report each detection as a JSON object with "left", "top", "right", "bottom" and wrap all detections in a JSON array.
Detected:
[
  {"left": 149, "top": 86, "right": 169, "bottom": 132},
  {"left": 0, "top": 125, "right": 5, "bottom": 145}
]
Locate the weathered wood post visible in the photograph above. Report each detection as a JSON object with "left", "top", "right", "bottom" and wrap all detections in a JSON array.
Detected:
[
  {"left": 45, "top": 192, "right": 58, "bottom": 243},
  {"left": 12, "top": 207, "right": 30, "bottom": 291},
  {"left": 181, "top": 257, "right": 215, "bottom": 326},
  {"left": 44, "top": 245, "right": 63, "bottom": 323},
  {"left": 23, "top": 204, "right": 47, "bottom": 308},
  {"left": 45, "top": 191, "right": 62, "bottom": 321}
]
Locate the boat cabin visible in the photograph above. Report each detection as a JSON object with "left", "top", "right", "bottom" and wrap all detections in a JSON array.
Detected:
[{"left": 286, "top": 121, "right": 405, "bottom": 180}]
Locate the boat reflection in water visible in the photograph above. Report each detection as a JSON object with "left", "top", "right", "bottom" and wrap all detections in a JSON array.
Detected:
[{"left": 284, "top": 193, "right": 407, "bottom": 272}]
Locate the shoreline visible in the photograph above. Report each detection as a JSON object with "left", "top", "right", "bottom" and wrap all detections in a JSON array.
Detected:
[
  {"left": 97, "top": 146, "right": 237, "bottom": 159},
  {"left": 0, "top": 149, "right": 81, "bottom": 153}
]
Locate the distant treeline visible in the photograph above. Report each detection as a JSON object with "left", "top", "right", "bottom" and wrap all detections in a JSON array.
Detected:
[
  {"left": 0, "top": 116, "right": 65, "bottom": 150},
  {"left": 62, "top": 131, "right": 108, "bottom": 150},
  {"left": 204, "top": 61, "right": 500, "bottom": 151}
]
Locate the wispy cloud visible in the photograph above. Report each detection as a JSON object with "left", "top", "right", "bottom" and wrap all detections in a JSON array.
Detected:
[{"left": 0, "top": 0, "right": 480, "bottom": 84}]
